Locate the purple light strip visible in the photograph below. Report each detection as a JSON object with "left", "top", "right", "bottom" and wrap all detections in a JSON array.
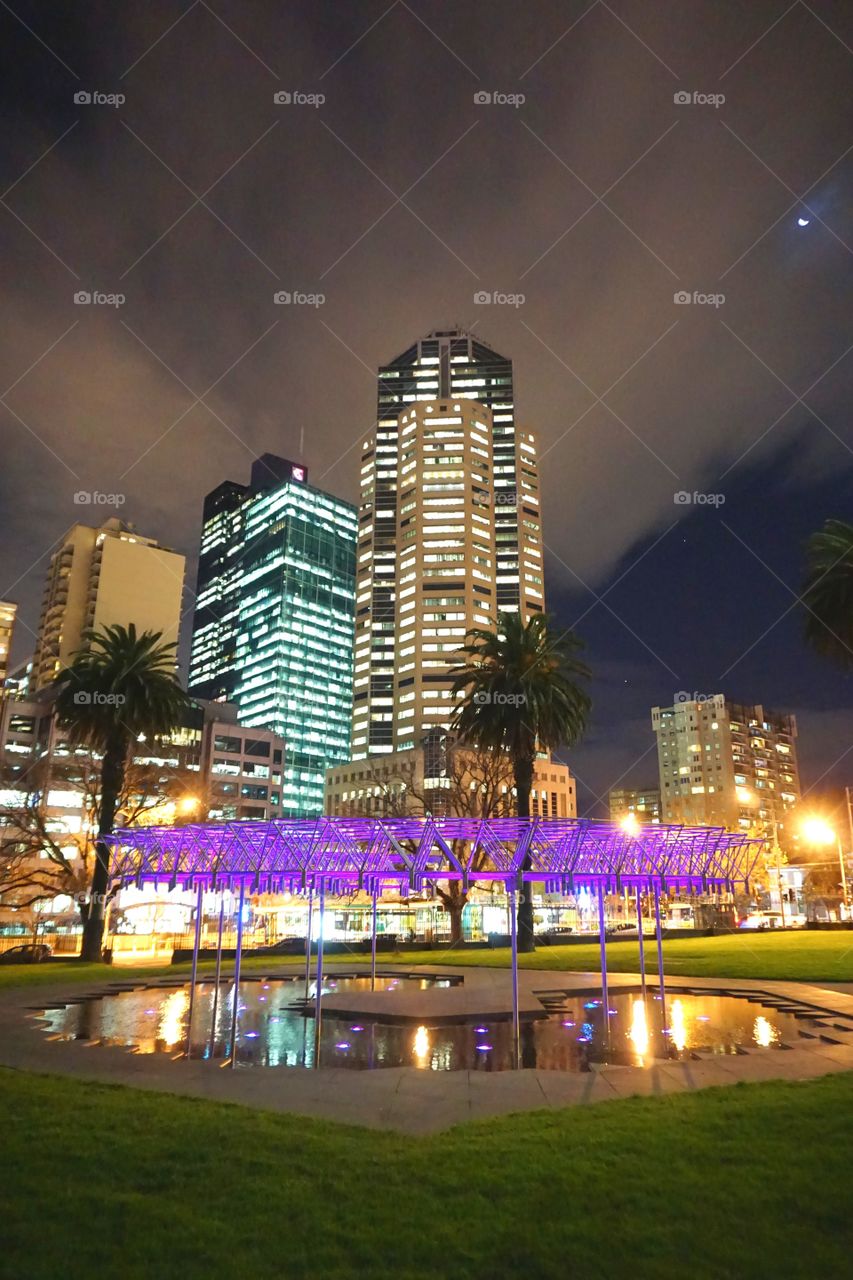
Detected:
[{"left": 106, "top": 818, "right": 763, "bottom": 891}]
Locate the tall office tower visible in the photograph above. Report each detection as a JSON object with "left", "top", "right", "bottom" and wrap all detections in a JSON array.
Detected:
[
  {"left": 651, "top": 695, "right": 800, "bottom": 838},
  {"left": 188, "top": 455, "right": 357, "bottom": 816},
  {"left": 0, "top": 601, "right": 17, "bottom": 688},
  {"left": 353, "top": 331, "right": 543, "bottom": 759},
  {"left": 31, "top": 519, "right": 185, "bottom": 692}
]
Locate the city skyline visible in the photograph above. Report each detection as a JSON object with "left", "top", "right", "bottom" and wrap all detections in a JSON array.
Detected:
[{"left": 0, "top": 1, "right": 850, "bottom": 813}]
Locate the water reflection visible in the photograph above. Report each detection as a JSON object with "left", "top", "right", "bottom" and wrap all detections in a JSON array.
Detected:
[{"left": 39, "top": 979, "right": 803, "bottom": 1073}]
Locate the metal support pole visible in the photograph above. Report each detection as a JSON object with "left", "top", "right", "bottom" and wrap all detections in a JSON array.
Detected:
[
  {"left": 636, "top": 886, "right": 647, "bottom": 998},
  {"left": 598, "top": 881, "right": 609, "bottom": 1030},
  {"left": 837, "top": 835, "right": 849, "bottom": 912},
  {"left": 653, "top": 883, "right": 667, "bottom": 1035},
  {"left": 304, "top": 886, "right": 314, "bottom": 1000},
  {"left": 509, "top": 884, "right": 520, "bottom": 1070},
  {"left": 370, "top": 882, "right": 379, "bottom": 992},
  {"left": 313, "top": 880, "right": 326, "bottom": 1068},
  {"left": 185, "top": 881, "right": 204, "bottom": 1059},
  {"left": 228, "top": 880, "right": 245, "bottom": 1069},
  {"left": 208, "top": 892, "right": 226, "bottom": 1059}
]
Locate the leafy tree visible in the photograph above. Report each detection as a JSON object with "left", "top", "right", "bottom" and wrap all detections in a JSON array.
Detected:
[
  {"left": 803, "top": 519, "right": 853, "bottom": 667},
  {"left": 450, "top": 612, "right": 590, "bottom": 951},
  {"left": 53, "top": 624, "right": 192, "bottom": 960}
]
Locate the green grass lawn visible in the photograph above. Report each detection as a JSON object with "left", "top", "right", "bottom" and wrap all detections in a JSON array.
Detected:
[
  {"left": 1, "top": 929, "right": 851, "bottom": 992},
  {"left": 1, "top": 1066, "right": 850, "bottom": 1280},
  {"left": 393, "top": 929, "right": 853, "bottom": 983}
]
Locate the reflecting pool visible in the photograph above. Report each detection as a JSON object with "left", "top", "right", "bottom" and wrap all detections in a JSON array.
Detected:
[{"left": 39, "top": 977, "right": 811, "bottom": 1071}]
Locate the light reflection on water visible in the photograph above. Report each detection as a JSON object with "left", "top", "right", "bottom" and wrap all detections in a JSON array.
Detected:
[{"left": 39, "top": 979, "right": 801, "bottom": 1072}]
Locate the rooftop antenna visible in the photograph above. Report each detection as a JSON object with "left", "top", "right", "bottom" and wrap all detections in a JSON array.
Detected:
[{"left": 299, "top": 425, "right": 304, "bottom": 460}]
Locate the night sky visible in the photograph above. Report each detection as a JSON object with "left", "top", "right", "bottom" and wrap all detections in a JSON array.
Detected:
[{"left": 1, "top": 1, "right": 851, "bottom": 814}]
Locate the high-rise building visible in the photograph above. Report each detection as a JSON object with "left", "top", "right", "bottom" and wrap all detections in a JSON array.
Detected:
[
  {"left": 651, "top": 695, "right": 800, "bottom": 838},
  {"left": 0, "top": 602, "right": 17, "bottom": 688},
  {"left": 188, "top": 455, "right": 357, "bottom": 816},
  {"left": 608, "top": 786, "right": 661, "bottom": 825},
  {"left": 31, "top": 520, "right": 185, "bottom": 692},
  {"left": 354, "top": 330, "right": 543, "bottom": 758}
]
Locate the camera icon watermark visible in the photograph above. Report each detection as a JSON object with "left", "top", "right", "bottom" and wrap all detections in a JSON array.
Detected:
[
  {"left": 74, "top": 491, "right": 126, "bottom": 507},
  {"left": 473, "top": 691, "right": 527, "bottom": 706},
  {"left": 673, "top": 490, "right": 725, "bottom": 507},
  {"left": 673, "top": 90, "right": 725, "bottom": 109},
  {"left": 674, "top": 690, "right": 715, "bottom": 705},
  {"left": 474, "top": 290, "right": 525, "bottom": 307},
  {"left": 673, "top": 290, "right": 725, "bottom": 307},
  {"left": 274, "top": 290, "right": 325, "bottom": 307},
  {"left": 74, "top": 90, "right": 125, "bottom": 108},
  {"left": 273, "top": 90, "right": 325, "bottom": 107},
  {"left": 473, "top": 90, "right": 526, "bottom": 108},
  {"left": 73, "top": 291, "right": 125, "bottom": 308},
  {"left": 73, "top": 691, "right": 126, "bottom": 706}
]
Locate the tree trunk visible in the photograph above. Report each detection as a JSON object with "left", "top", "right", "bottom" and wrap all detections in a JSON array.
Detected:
[
  {"left": 514, "top": 752, "right": 536, "bottom": 953},
  {"left": 446, "top": 897, "right": 465, "bottom": 947},
  {"left": 80, "top": 732, "right": 127, "bottom": 962}
]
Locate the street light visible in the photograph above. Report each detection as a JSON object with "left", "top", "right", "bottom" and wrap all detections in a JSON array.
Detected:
[
  {"left": 620, "top": 812, "right": 640, "bottom": 835},
  {"left": 736, "top": 787, "right": 786, "bottom": 924},
  {"left": 800, "top": 817, "right": 849, "bottom": 911}
]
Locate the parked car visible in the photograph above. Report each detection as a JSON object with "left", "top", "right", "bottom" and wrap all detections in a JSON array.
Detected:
[
  {"left": 738, "top": 911, "right": 783, "bottom": 931},
  {"left": 0, "top": 942, "right": 53, "bottom": 964}
]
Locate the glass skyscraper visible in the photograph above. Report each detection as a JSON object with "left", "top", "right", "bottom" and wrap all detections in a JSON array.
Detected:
[{"left": 188, "top": 455, "right": 357, "bottom": 815}]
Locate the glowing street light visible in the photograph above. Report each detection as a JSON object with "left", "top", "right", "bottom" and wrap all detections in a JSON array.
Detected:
[
  {"left": 178, "top": 796, "right": 200, "bottom": 815},
  {"left": 620, "top": 812, "right": 640, "bottom": 835},
  {"left": 801, "top": 817, "right": 849, "bottom": 908}
]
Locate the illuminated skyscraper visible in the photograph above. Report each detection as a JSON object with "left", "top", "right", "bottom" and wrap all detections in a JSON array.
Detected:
[
  {"left": 352, "top": 330, "right": 543, "bottom": 759},
  {"left": 188, "top": 455, "right": 357, "bottom": 815},
  {"left": 0, "top": 601, "right": 16, "bottom": 689},
  {"left": 31, "top": 520, "right": 184, "bottom": 693}
]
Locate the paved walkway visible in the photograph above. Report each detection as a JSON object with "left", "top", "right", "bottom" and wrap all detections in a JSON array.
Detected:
[{"left": 2, "top": 964, "right": 851, "bottom": 1133}]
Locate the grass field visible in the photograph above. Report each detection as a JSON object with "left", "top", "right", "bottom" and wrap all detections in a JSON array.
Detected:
[
  {"left": 2, "top": 929, "right": 852, "bottom": 991},
  {"left": 1, "top": 1066, "right": 850, "bottom": 1279}
]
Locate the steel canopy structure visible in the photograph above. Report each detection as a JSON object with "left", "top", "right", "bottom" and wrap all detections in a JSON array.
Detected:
[
  {"left": 106, "top": 816, "right": 763, "bottom": 894},
  {"left": 105, "top": 817, "right": 765, "bottom": 1072}
]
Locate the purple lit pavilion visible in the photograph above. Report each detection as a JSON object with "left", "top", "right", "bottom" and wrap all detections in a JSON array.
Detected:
[{"left": 106, "top": 817, "right": 764, "bottom": 1069}]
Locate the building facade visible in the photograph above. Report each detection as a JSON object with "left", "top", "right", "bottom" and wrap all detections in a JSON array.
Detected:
[
  {"left": 187, "top": 455, "right": 357, "bottom": 816},
  {"left": 608, "top": 786, "right": 661, "bottom": 825},
  {"left": 325, "top": 735, "right": 576, "bottom": 820},
  {"left": 651, "top": 695, "right": 800, "bottom": 837},
  {"left": 30, "top": 519, "right": 185, "bottom": 692},
  {"left": 355, "top": 330, "right": 543, "bottom": 759},
  {"left": 0, "top": 602, "right": 16, "bottom": 689}
]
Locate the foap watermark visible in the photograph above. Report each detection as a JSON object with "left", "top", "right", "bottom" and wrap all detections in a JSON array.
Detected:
[
  {"left": 73, "top": 691, "right": 126, "bottom": 706},
  {"left": 473, "top": 691, "right": 527, "bottom": 707},
  {"left": 74, "top": 491, "right": 126, "bottom": 507},
  {"left": 74, "top": 89, "right": 125, "bottom": 108},
  {"left": 673, "top": 490, "right": 725, "bottom": 507},
  {"left": 474, "top": 290, "right": 525, "bottom": 307},
  {"left": 273, "top": 90, "right": 325, "bottom": 107},
  {"left": 674, "top": 690, "right": 716, "bottom": 705},
  {"left": 74, "top": 290, "right": 125, "bottom": 308},
  {"left": 673, "top": 290, "right": 725, "bottom": 308},
  {"left": 474, "top": 90, "right": 525, "bottom": 108},
  {"left": 673, "top": 90, "right": 725, "bottom": 109},
  {"left": 274, "top": 290, "right": 325, "bottom": 307}
]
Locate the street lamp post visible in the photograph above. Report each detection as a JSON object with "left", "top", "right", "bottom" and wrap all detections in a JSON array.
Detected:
[{"left": 801, "top": 817, "right": 849, "bottom": 918}]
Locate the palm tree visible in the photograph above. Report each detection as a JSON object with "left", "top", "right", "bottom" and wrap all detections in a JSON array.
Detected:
[
  {"left": 450, "top": 612, "right": 591, "bottom": 951},
  {"left": 803, "top": 519, "right": 853, "bottom": 668},
  {"left": 54, "top": 624, "right": 192, "bottom": 961}
]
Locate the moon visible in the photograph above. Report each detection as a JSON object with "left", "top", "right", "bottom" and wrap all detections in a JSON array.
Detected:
[{"left": 797, "top": 216, "right": 810, "bottom": 226}]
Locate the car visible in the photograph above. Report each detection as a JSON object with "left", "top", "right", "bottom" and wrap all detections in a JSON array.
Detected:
[
  {"left": 738, "top": 911, "right": 783, "bottom": 931},
  {"left": 0, "top": 942, "right": 53, "bottom": 964}
]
